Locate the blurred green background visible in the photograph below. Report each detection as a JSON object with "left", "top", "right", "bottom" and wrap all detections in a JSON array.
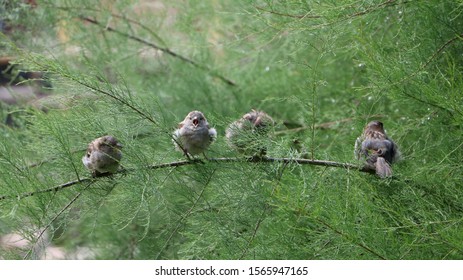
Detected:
[{"left": 0, "top": 0, "right": 462, "bottom": 259}]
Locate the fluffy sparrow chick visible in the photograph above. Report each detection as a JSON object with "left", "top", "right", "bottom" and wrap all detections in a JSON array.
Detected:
[
  {"left": 82, "top": 135, "right": 123, "bottom": 177},
  {"left": 354, "top": 121, "right": 400, "bottom": 178},
  {"left": 173, "top": 111, "right": 217, "bottom": 158},
  {"left": 226, "top": 110, "right": 274, "bottom": 156}
]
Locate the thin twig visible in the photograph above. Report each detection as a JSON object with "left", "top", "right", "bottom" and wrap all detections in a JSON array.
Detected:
[
  {"left": 212, "top": 156, "right": 370, "bottom": 171},
  {"left": 23, "top": 113, "right": 376, "bottom": 170},
  {"left": 369, "top": 33, "right": 463, "bottom": 112},
  {"left": 146, "top": 156, "right": 370, "bottom": 172},
  {"left": 254, "top": 5, "right": 321, "bottom": 19},
  {"left": 72, "top": 78, "right": 158, "bottom": 125},
  {"left": 239, "top": 162, "right": 289, "bottom": 259},
  {"left": 155, "top": 169, "right": 216, "bottom": 259},
  {"left": 61, "top": 66, "right": 182, "bottom": 146},
  {"left": 25, "top": 148, "right": 86, "bottom": 169},
  {"left": 401, "top": 33, "right": 463, "bottom": 83},
  {"left": 316, "top": 218, "right": 387, "bottom": 260},
  {"left": 348, "top": 0, "right": 397, "bottom": 18},
  {"left": 24, "top": 131, "right": 159, "bottom": 170},
  {"left": 0, "top": 157, "right": 374, "bottom": 202},
  {"left": 276, "top": 115, "right": 385, "bottom": 135},
  {"left": 79, "top": 16, "right": 236, "bottom": 87},
  {"left": 52, "top": 5, "right": 168, "bottom": 46},
  {"left": 0, "top": 178, "right": 92, "bottom": 201},
  {"left": 23, "top": 181, "right": 94, "bottom": 259},
  {"left": 24, "top": 114, "right": 370, "bottom": 170},
  {"left": 147, "top": 160, "right": 198, "bottom": 170},
  {"left": 13, "top": 44, "right": 159, "bottom": 126},
  {"left": 255, "top": 0, "right": 411, "bottom": 21}
]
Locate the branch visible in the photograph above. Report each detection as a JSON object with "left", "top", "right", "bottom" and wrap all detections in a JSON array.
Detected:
[
  {"left": 79, "top": 16, "right": 237, "bottom": 87},
  {"left": 371, "top": 33, "right": 463, "bottom": 112},
  {"left": 52, "top": 5, "right": 168, "bottom": 46},
  {"left": 9, "top": 43, "right": 160, "bottom": 127},
  {"left": 23, "top": 114, "right": 378, "bottom": 170},
  {"left": 255, "top": 0, "right": 412, "bottom": 22},
  {"left": 0, "top": 157, "right": 374, "bottom": 202},
  {"left": 320, "top": 0, "right": 414, "bottom": 30},
  {"left": 74, "top": 79, "right": 158, "bottom": 125},
  {"left": 404, "top": 33, "right": 463, "bottom": 82},
  {"left": 25, "top": 148, "right": 86, "bottom": 169},
  {"left": 0, "top": 178, "right": 92, "bottom": 201},
  {"left": 348, "top": 0, "right": 398, "bottom": 18},
  {"left": 24, "top": 132, "right": 158, "bottom": 170},
  {"left": 148, "top": 157, "right": 371, "bottom": 172},
  {"left": 276, "top": 115, "right": 385, "bottom": 135},
  {"left": 210, "top": 157, "right": 369, "bottom": 171},
  {"left": 254, "top": 5, "right": 321, "bottom": 19}
]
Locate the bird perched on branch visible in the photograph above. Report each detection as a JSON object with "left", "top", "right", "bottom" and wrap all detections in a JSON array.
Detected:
[
  {"left": 173, "top": 111, "right": 217, "bottom": 159},
  {"left": 354, "top": 121, "right": 400, "bottom": 178},
  {"left": 82, "top": 135, "right": 123, "bottom": 177},
  {"left": 226, "top": 109, "right": 274, "bottom": 156}
]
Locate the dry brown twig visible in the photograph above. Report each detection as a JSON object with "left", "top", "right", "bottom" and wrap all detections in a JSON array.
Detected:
[
  {"left": 44, "top": 4, "right": 236, "bottom": 86},
  {"left": 79, "top": 16, "right": 237, "bottom": 87}
]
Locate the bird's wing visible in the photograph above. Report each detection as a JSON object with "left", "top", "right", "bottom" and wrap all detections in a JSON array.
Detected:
[
  {"left": 209, "top": 127, "right": 217, "bottom": 142},
  {"left": 390, "top": 139, "right": 401, "bottom": 163},
  {"left": 354, "top": 136, "right": 363, "bottom": 160}
]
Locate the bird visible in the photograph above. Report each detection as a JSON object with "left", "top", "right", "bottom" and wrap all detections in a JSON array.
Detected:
[
  {"left": 225, "top": 109, "right": 274, "bottom": 156},
  {"left": 173, "top": 111, "right": 217, "bottom": 159},
  {"left": 82, "top": 135, "right": 123, "bottom": 177},
  {"left": 354, "top": 120, "right": 400, "bottom": 178}
]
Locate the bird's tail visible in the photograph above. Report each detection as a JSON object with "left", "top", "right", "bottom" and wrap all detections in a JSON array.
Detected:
[{"left": 375, "top": 157, "right": 392, "bottom": 178}]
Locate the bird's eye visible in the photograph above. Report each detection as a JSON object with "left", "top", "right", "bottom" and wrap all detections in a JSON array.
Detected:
[{"left": 200, "top": 117, "right": 204, "bottom": 121}]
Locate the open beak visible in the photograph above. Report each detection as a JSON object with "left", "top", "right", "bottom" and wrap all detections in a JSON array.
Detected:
[{"left": 192, "top": 118, "right": 199, "bottom": 127}]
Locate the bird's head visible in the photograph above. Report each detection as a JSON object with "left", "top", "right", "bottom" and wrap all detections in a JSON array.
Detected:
[{"left": 187, "top": 111, "right": 206, "bottom": 127}]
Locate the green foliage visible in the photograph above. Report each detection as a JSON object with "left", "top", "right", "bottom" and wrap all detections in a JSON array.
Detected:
[{"left": 0, "top": 0, "right": 462, "bottom": 259}]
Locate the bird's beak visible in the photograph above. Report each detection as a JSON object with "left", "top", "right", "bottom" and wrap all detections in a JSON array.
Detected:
[
  {"left": 192, "top": 117, "right": 199, "bottom": 127},
  {"left": 116, "top": 143, "right": 123, "bottom": 149}
]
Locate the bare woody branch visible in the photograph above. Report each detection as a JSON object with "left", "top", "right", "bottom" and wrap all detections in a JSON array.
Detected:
[
  {"left": 79, "top": 16, "right": 237, "bottom": 87},
  {"left": 276, "top": 115, "right": 385, "bottom": 135},
  {"left": 0, "top": 157, "right": 374, "bottom": 202},
  {"left": 0, "top": 178, "right": 92, "bottom": 201}
]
